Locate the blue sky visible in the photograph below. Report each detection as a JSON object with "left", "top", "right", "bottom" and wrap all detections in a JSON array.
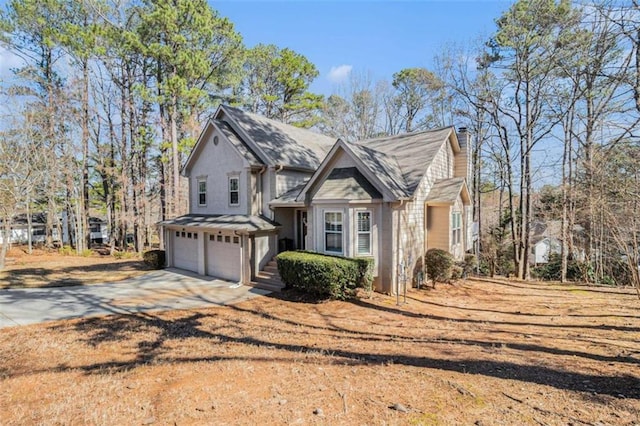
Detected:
[
  {"left": 0, "top": 1, "right": 514, "bottom": 94},
  {"left": 213, "top": 0, "right": 514, "bottom": 95}
]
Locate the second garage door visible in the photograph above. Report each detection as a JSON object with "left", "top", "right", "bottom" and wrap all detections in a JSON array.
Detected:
[{"left": 206, "top": 233, "right": 241, "bottom": 282}]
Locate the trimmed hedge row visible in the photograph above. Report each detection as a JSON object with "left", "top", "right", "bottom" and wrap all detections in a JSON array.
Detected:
[{"left": 276, "top": 251, "right": 373, "bottom": 299}]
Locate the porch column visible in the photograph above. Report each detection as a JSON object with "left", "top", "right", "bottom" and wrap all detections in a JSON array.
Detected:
[
  {"left": 242, "top": 234, "right": 251, "bottom": 285},
  {"left": 197, "top": 230, "right": 206, "bottom": 275}
]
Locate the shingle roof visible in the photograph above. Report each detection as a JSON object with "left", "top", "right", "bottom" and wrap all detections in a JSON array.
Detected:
[
  {"left": 426, "top": 178, "right": 468, "bottom": 204},
  {"left": 346, "top": 143, "right": 410, "bottom": 199},
  {"left": 270, "top": 182, "right": 307, "bottom": 206},
  {"left": 158, "top": 214, "right": 279, "bottom": 233},
  {"left": 214, "top": 119, "right": 263, "bottom": 166},
  {"left": 354, "top": 127, "right": 455, "bottom": 196},
  {"left": 221, "top": 106, "right": 336, "bottom": 170}
]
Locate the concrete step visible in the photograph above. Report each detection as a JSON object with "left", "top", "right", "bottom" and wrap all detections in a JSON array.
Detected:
[
  {"left": 264, "top": 264, "right": 279, "bottom": 274},
  {"left": 260, "top": 269, "right": 281, "bottom": 279},
  {"left": 253, "top": 270, "right": 284, "bottom": 292},
  {"left": 249, "top": 280, "right": 284, "bottom": 293}
]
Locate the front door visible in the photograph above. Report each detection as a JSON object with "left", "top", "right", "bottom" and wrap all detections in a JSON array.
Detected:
[{"left": 296, "top": 210, "right": 308, "bottom": 250}]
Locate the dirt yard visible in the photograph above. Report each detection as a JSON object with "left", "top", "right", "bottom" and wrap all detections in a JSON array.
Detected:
[
  {"left": 0, "top": 259, "right": 639, "bottom": 425},
  {"left": 0, "top": 247, "right": 150, "bottom": 289}
]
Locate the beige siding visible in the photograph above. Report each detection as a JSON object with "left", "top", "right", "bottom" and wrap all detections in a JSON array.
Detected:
[
  {"left": 332, "top": 149, "right": 358, "bottom": 168},
  {"left": 276, "top": 169, "right": 312, "bottom": 198},
  {"left": 427, "top": 206, "right": 450, "bottom": 251},
  {"left": 454, "top": 151, "right": 468, "bottom": 180},
  {"left": 389, "top": 140, "right": 455, "bottom": 291}
]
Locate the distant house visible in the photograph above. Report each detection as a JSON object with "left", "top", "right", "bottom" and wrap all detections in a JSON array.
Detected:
[
  {"left": 0, "top": 213, "right": 107, "bottom": 245},
  {"left": 159, "top": 105, "right": 473, "bottom": 293},
  {"left": 531, "top": 235, "right": 562, "bottom": 265}
]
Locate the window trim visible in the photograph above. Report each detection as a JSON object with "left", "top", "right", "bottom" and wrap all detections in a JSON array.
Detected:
[
  {"left": 452, "top": 211, "right": 462, "bottom": 245},
  {"left": 229, "top": 176, "right": 240, "bottom": 206},
  {"left": 324, "top": 210, "right": 344, "bottom": 255},
  {"left": 356, "top": 210, "right": 372, "bottom": 256},
  {"left": 197, "top": 178, "right": 207, "bottom": 206}
]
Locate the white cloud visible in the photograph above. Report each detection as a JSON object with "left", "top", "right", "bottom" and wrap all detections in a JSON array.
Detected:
[{"left": 327, "top": 64, "right": 352, "bottom": 83}]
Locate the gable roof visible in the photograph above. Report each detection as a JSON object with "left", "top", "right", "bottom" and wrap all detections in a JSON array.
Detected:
[
  {"left": 346, "top": 142, "right": 410, "bottom": 199},
  {"left": 218, "top": 105, "right": 336, "bottom": 170},
  {"left": 426, "top": 177, "right": 471, "bottom": 205},
  {"left": 354, "top": 127, "right": 458, "bottom": 195},
  {"left": 314, "top": 167, "right": 383, "bottom": 200},
  {"left": 182, "top": 118, "right": 264, "bottom": 175},
  {"left": 298, "top": 127, "right": 461, "bottom": 203},
  {"left": 214, "top": 119, "right": 263, "bottom": 166}
]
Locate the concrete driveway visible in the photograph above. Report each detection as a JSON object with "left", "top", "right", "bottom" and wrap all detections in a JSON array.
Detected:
[{"left": 0, "top": 268, "right": 270, "bottom": 328}]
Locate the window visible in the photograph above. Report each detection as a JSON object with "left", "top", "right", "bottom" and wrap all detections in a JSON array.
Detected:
[
  {"left": 187, "top": 232, "right": 192, "bottom": 239},
  {"left": 324, "top": 211, "right": 343, "bottom": 254},
  {"left": 229, "top": 177, "right": 239, "bottom": 206},
  {"left": 193, "top": 233, "right": 198, "bottom": 240},
  {"left": 209, "top": 235, "right": 214, "bottom": 241},
  {"left": 357, "top": 211, "right": 372, "bottom": 255},
  {"left": 452, "top": 211, "right": 462, "bottom": 245},
  {"left": 198, "top": 179, "right": 207, "bottom": 206},
  {"left": 225, "top": 235, "right": 231, "bottom": 243},
  {"left": 181, "top": 231, "right": 186, "bottom": 238},
  {"left": 217, "top": 235, "right": 222, "bottom": 242},
  {"left": 233, "top": 236, "right": 240, "bottom": 244},
  {"left": 176, "top": 231, "right": 180, "bottom": 237}
]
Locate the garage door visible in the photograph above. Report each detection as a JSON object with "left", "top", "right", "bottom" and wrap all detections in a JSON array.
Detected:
[
  {"left": 206, "top": 233, "right": 241, "bottom": 282},
  {"left": 172, "top": 230, "right": 198, "bottom": 272}
]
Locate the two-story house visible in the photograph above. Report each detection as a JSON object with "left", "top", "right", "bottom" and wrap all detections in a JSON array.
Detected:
[{"left": 159, "top": 105, "right": 472, "bottom": 294}]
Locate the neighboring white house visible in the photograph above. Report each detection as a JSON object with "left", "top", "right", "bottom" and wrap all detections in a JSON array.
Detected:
[
  {"left": 0, "top": 214, "right": 108, "bottom": 245},
  {"left": 531, "top": 236, "right": 562, "bottom": 265},
  {"left": 159, "top": 105, "right": 473, "bottom": 294}
]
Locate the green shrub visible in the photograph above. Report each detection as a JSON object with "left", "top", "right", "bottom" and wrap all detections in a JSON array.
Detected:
[
  {"left": 532, "top": 253, "right": 589, "bottom": 282},
  {"left": 81, "top": 249, "right": 93, "bottom": 257},
  {"left": 143, "top": 249, "right": 166, "bottom": 269},
  {"left": 425, "top": 248, "right": 454, "bottom": 284},
  {"left": 276, "top": 251, "right": 373, "bottom": 299}
]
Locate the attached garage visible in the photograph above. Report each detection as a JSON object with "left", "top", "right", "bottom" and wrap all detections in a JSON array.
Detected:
[
  {"left": 159, "top": 214, "right": 280, "bottom": 285},
  {"left": 172, "top": 230, "right": 199, "bottom": 273},
  {"left": 206, "top": 232, "right": 241, "bottom": 282}
]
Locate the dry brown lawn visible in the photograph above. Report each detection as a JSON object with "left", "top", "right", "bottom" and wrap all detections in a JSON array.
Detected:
[
  {"left": 0, "top": 254, "right": 639, "bottom": 425},
  {"left": 0, "top": 247, "right": 150, "bottom": 289}
]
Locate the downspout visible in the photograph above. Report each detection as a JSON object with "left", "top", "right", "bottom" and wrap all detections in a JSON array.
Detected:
[
  {"left": 395, "top": 199, "right": 407, "bottom": 304},
  {"left": 268, "top": 165, "right": 284, "bottom": 220},
  {"left": 423, "top": 202, "right": 428, "bottom": 288},
  {"left": 257, "top": 165, "right": 267, "bottom": 216}
]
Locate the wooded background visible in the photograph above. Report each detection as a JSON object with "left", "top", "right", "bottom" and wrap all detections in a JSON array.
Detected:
[{"left": 0, "top": 0, "right": 638, "bottom": 289}]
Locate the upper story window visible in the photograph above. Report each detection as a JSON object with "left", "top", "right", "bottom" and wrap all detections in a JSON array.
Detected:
[
  {"left": 229, "top": 176, "right": 239, "bottom": 206},
  {"left": 198, "top": 179, "right": 207, "bottom": 206},
  {"left": 356, "top": 211, "right": 372, "bottom": 255},
  {"left": 452, "top": 211, "right": 462, "bottom": 245},
  {"left": 324, "top": 211, "right": 343, "bottom": 254}
]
